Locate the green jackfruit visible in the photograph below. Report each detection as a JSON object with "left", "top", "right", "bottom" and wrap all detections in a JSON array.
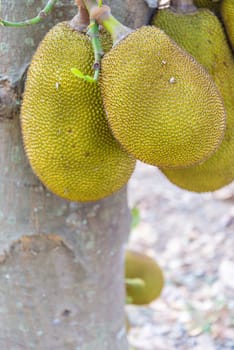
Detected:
[
  {"left": 153, "top": 7, "right": 234, "bottom": 192},
  {"left": 193, "top": 0, "right": 221, "bottom": 12},
  {"left": 100, "top": 26, "right": 226, "bottom": 169},
  {"left": 21, "top": 22, "right": 136, "bottom": 202},
  {"left": 221, "top": 0, "right": 234, "bottom": 49},
  {"left": 125, "top": 250, "right": 164, "bottom": 305}
]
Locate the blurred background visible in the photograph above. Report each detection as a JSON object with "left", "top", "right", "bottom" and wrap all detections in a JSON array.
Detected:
[{"left": 127, "top": 161, "right": 234, "bottom": 350}]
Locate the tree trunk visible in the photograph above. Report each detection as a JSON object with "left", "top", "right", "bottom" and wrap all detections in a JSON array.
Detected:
[{"left": 0, "top": 1, "right": 151, "bottom": 348}]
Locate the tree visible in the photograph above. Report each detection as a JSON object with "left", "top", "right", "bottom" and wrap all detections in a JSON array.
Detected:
[{"left": 0, "top": 0, "right": 152, "bottom": 348}]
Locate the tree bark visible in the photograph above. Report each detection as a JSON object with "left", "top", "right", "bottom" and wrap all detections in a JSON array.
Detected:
[{"left": 0, "top": 1, "right": 151, "bottom": 349}]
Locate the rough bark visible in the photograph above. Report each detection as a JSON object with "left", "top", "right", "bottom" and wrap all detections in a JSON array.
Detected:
[{"left": 0, "top": 0, "right": 151, "bottom": 349}]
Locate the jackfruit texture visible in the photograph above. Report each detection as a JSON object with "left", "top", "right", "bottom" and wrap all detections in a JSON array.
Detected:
[
  {"left": 100, "top": 26, "right": 226, "bottom": 169},
  {"left": 21, "top": 22, "right": 136, "bottom": 202},
  {"left": 125, "top": 250, "right": 164, "bottom": 305},
  {"left": 153, "top": 7, "right": 234, "bottom": 192},
  {"left": 221, "top": 0, "right": 234, "bottom": 49},
  {"left": 193, "top": 0, "right": 221, "bottom": 12}
]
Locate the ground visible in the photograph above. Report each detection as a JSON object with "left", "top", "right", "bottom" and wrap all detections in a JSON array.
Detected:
[{"left": 127, "top": 162, "right": 234, "bottom": 350}]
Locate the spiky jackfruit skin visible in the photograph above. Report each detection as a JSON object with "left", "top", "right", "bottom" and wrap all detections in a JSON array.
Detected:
[
  {"left": 100, "top": 26, "right": 226, "bottom": 169},
  {"left": 153, "top": 8, "right": 234, "bottom": 192},
  {"left": 21, "top": 22, "right": 136, "bottom": 202},
  {"left": 221, "top": 0, "right": 234, "bottom": 49},
  {"left": 194, "top": 0, "right": 220, "bottom": 12},
  {"left": 125, "top": 250, "right": 164, "bottom": 305}
]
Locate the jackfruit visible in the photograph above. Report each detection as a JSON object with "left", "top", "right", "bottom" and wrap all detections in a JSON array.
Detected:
[
  {"left": 100, "top": 26, "right": 226, "bottom": 169},
  {"left": 221, "top": 0, "right": 234, "bottom": 49},
  {"left": 153, "top": 7, "right": 234, "bottom": 192},
  {"left": 125, "top": 250, "right": 164, "bottom": 305},
  {"left": 193, "top": 0, "right": 221, "bottom": 12},
  {"left": 21, "top": 22, "right": 136, "bottom": 202}
]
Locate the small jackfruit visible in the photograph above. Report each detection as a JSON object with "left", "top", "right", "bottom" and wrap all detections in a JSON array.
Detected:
[
  {"left": 125, "top": 250, "right": 164, "bottom": 305},
  {"left": 221, "top": 0, "right": 234, "bottom": 49},
  {"left": 153, "top": 7, "right": 234, "bottom": 192},
  {"left": 100, "top": 26, "right": 226, "bottom": 169},
  {"left": 21, "top": 22, "right": 136, "bottom": 202}
]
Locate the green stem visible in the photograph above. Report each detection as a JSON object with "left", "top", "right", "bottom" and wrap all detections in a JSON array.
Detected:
[
  {"left": 87, "top": 20, "right": 104, "bottom": 81},
  {"left": 82, "top": 0, "right": 98, "bottom": 13},
  {"left": 71, "top": 1, "right": 103, "bottom": 83},
  {"left": 0, "top": 0, "right": 58, "bottom": 27},
  {"left": 82, "top": 0, "right": 132, "bottom": 44},
  {"left": 102, "top": 15, "right": 133, "bottom": 44},
  {"left": 71, "top": 18, "right": 103, "bottom": 83},
  {"left": 125, "top": 278, "right": 146, "bottom": 289},
  {"left": 73, "top": 0, "right": 132, "bottom": 82}
]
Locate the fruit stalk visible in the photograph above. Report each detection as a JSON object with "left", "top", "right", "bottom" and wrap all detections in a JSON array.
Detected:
[
  {"left": 125, "top": 278, "right": 146, "bottom": 289},
  {"left": 81, "top": 0, "right": 99, "bottom": 13},
  {"left": 71, "top": 0, "right": 105, "bottom": 82},
  {"left": 82, "top": 0, "right": 133, "bottom": 44},
  {"left": 0, "top": 0, "right": 58, "bottom": 27},
  {"left": 87, "top": 20, "right": 104, "bottom": 80}
]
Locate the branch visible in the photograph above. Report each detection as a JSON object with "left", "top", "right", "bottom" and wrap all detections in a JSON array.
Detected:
[{"left": 0, "top": 0, "right": 58, "bottom": 27}]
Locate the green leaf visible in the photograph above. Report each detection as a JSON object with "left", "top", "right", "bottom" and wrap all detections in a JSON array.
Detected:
[
  {"left": 71, "top": 68, "right": 96, "bottom": 83},
  {"left": 84, "top": 75, "right": 96, "bottom": 83},
  {"left": 131, "top": 207, "right": 140, "bottom": 229}
]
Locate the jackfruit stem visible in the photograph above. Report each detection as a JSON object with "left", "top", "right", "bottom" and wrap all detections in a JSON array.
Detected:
[
  {"left": 71, "top": 0, "right": 104, "bottom": 82},
  {"left": 0, "top": 0, "right": 58, "bottom": 27},
  {"left": 171, "top": 0, "right": 197, "bottom": 13},
  {"left": 82, "top": 0, "right": 99, "bottom": 13},
  {"left": 87, "top": 20, "right": 104, "bottom": 81},
  {"left": 125, "top": 278, "right": 146, "bottom": 289},
  {"left": 102, "top": 15, "right": 133, "bottom": 45},
  {"left": 71, "top": 18, "right": 103, "bottom": 83},
  {"left": 82, "top": 0, "right": 133, "bottom": 44}
]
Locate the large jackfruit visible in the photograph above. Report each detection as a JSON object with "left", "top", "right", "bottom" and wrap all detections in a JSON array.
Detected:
[
  {"left": 21, "top": 22, "right": 136, "bottom": 202},
  {"left": 100, "top": 26, "right": 226, "bottom": 169},
  {"left": 153, "top": 7, "right": 234, "bottom": 192},
  {"left": 125, "top": 250, "right": 164, "bottom": 305},
  {"left": 193, "top": 0, "right": 221, "bottom": 12},
  {"left": 221, "top": 0, "right": 234, "bottom": 49}
]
